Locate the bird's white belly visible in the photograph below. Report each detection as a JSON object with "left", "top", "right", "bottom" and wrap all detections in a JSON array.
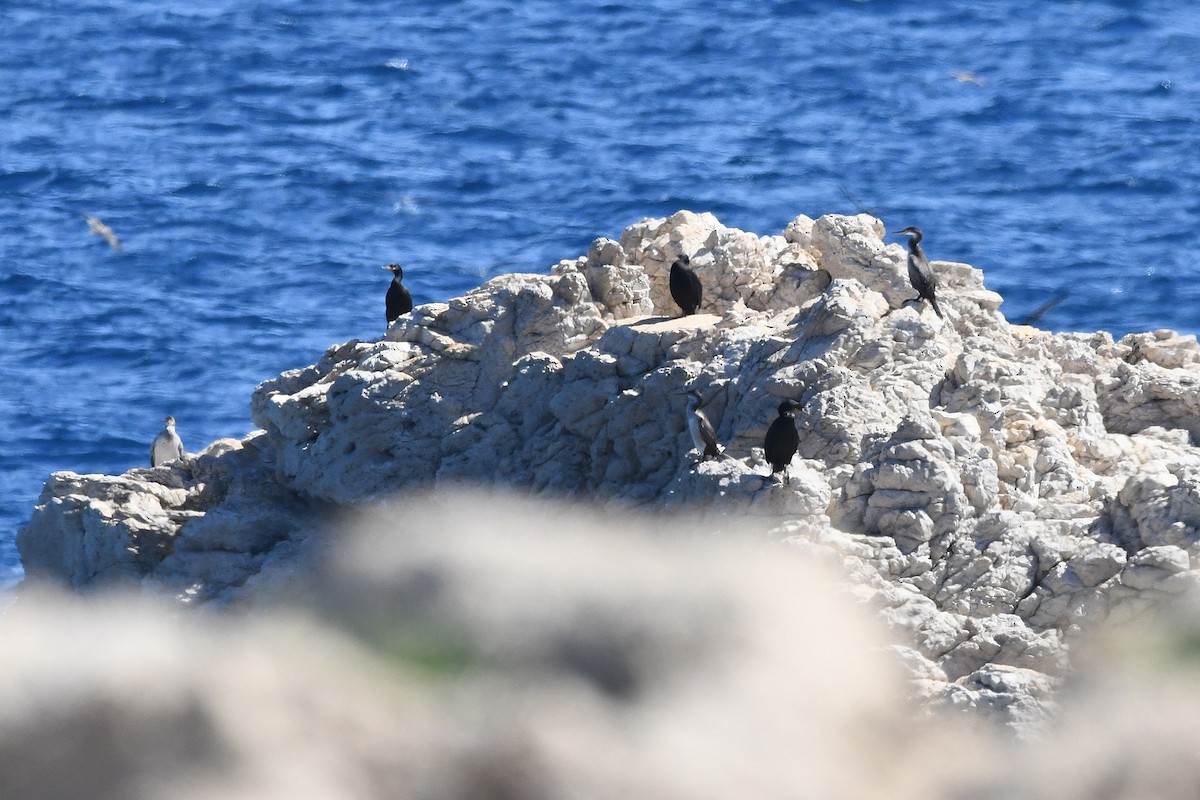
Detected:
[{"left": 687, "top": 412, "right": 705, "bottom": 451}]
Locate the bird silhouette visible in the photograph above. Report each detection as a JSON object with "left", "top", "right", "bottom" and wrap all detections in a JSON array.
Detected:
[
  {"left": 763, "top": 400, "right": 801, "bottom": 484},
  {"left": 382, "top": 263, "right": 414, "bottom": 324},
  {"left": 669, "top": 254, "right": 702, "bottom": 316},
  {"left": 892, "top": 226, "right": 943, "bottom": 319}
]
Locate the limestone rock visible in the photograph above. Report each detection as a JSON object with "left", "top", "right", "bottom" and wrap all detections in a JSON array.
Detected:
[
  {"left": 21, "top": 209, "right": 1200, "bottom": 733},
  {"left": 18, "top": 433, "right": 325, "bottom": 603},
  {"left": 810, "top": 213, "right": 911, "bottom": 311}
]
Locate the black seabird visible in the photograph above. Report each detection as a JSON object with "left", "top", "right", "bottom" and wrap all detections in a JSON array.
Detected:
[
  {"left": 382, "top": 263, "right": 413, "bottom": 324},
  {"left": 891, "top": 226, "right": 944, "bottom": 319},
  {"left": 150, "top": 415, "right": 185, "bottom": 467},
  {"left": 686, "top": 390, "right": 721, "bottom": 461},
  {"left": 763, "top": 400, "right": 800, "bottom": 484},
  {"left": 669, "top": 254, "right": 702, "bottom": 316}
]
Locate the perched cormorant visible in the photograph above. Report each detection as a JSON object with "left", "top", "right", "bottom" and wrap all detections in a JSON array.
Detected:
[
  {"left": 891, "top": 227, "right": 944, "bottom": 319},
  {"left": 382, "top": 263, "right": 413, "bottom": 324},
  {"left": 763, "top": 400, "right": 801, "bottom": 484},
  {"left": 686, "top": 390, "right": 721, "bottom": 461},
  {"left": 150, "top": 415, "right": 185, "bottom": 467},
  {"left": 669, "top": 254, "right": 702, "bottom": 316}
]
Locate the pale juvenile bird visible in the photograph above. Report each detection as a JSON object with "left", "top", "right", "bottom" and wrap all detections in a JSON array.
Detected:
[
  {"left": 891, "top": 226, "right": 944, "bottom": 319},
  {"left": 382, "top": 263, "right": 413, "bottom": 324},
  {"left": 685, "top": 390, "right": 721, "bottom": 462},
  {"left": 82, "top": 213, "right": 121, "bottom": 251},
  {"left": 951, "top": 70, "right": 987, "bottom": 87},
  {"left": 669, "top": 254, "right": 702, "bottom": 316},
  {"left": 150, "top": 416, "right": 185, "bottom": 467}
]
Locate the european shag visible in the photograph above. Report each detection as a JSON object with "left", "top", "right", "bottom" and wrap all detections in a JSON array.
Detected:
[
  {"left": 891, "top": 227, "right": 944, "bottom": 319},
  {"left": 763, "top": 400, "right": 801, "bottom": 484},
  {"left": 150, "top": 415, "right": 185, "bottom": 467},
  {"left": 686, "top": 390, "right": 721, "bottom": 461},
  {"left": 383, "top": 263, "right": 414, "bottom": 324},
  {"left": 669, "top": 254, "right": 702, "bottom": 316}
]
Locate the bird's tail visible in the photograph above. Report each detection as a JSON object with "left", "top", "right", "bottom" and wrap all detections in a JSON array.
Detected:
[{"left": 930, "top": 296, "right": 945, "bottom": 319}]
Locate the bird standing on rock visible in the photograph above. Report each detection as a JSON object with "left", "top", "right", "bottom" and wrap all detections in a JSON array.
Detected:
[
  {"left": 891, "top": 226, "right": 944, "bottom": 319},
  {"left": 150, "top": 415, "right": 185, "bottom": 467},
  {"left": 383, "top": 263, "right": 413, "bottom": 324},
  {"left": 669, "top": 254, "right": 702, "bottom": 316},
  {"left": 685, "top": 390, "right": 721, "bottom": 462},
  {"left": 763, "top": 400, "right": 801, "bottom": 484}
]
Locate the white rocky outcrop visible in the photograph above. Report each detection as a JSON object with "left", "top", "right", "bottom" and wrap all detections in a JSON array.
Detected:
[
  {"left": 19, "top": 210, "right": 1200, "bottom": 732},
  {"left": 18, "top": 434, "right": 326, "bottom": 603}
]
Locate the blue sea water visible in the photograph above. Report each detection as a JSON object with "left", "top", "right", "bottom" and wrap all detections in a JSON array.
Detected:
[{"left": 2, "top": 0, "right": 1200, "bottom": 586}]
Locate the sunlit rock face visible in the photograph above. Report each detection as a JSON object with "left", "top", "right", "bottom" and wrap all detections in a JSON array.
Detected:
[{"left": 20, "top": 210, "right": 1200, "bottom": 731}]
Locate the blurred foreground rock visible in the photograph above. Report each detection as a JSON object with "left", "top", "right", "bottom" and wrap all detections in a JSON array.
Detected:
[
  {"left": 10, "top": 495, "right": 1200, "bottom": 800},
  {"left": 19, "top": 210, "right": 1200, "bottom": 731},
  {"left": 2, "top": 496, "right": 964, "bottom": 800}
]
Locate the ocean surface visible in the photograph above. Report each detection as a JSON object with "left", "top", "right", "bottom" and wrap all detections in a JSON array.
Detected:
[{"left": 3, "top": 0, "right": 1199, "bottom": 586}]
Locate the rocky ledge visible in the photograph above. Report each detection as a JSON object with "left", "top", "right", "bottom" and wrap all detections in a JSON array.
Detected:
[{"left": 19, "top": 210, "right": 1200, "bottom": 730}]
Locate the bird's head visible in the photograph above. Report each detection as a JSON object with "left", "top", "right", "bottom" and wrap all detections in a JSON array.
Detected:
[
  {"left": 165, "top": 415, "right": 176, "bottom": 428},
  {"left": 672, "top": 254, "right": 690, "bottom": 267},
  {"left": 382, "top": 263, "right": 404, "bottom": 278},
  {"left": 890, "top": 226, "right": 923, "bottom": 240},
  {"left": 777, "top": 399, "right": 800, "bottom": 416}
]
